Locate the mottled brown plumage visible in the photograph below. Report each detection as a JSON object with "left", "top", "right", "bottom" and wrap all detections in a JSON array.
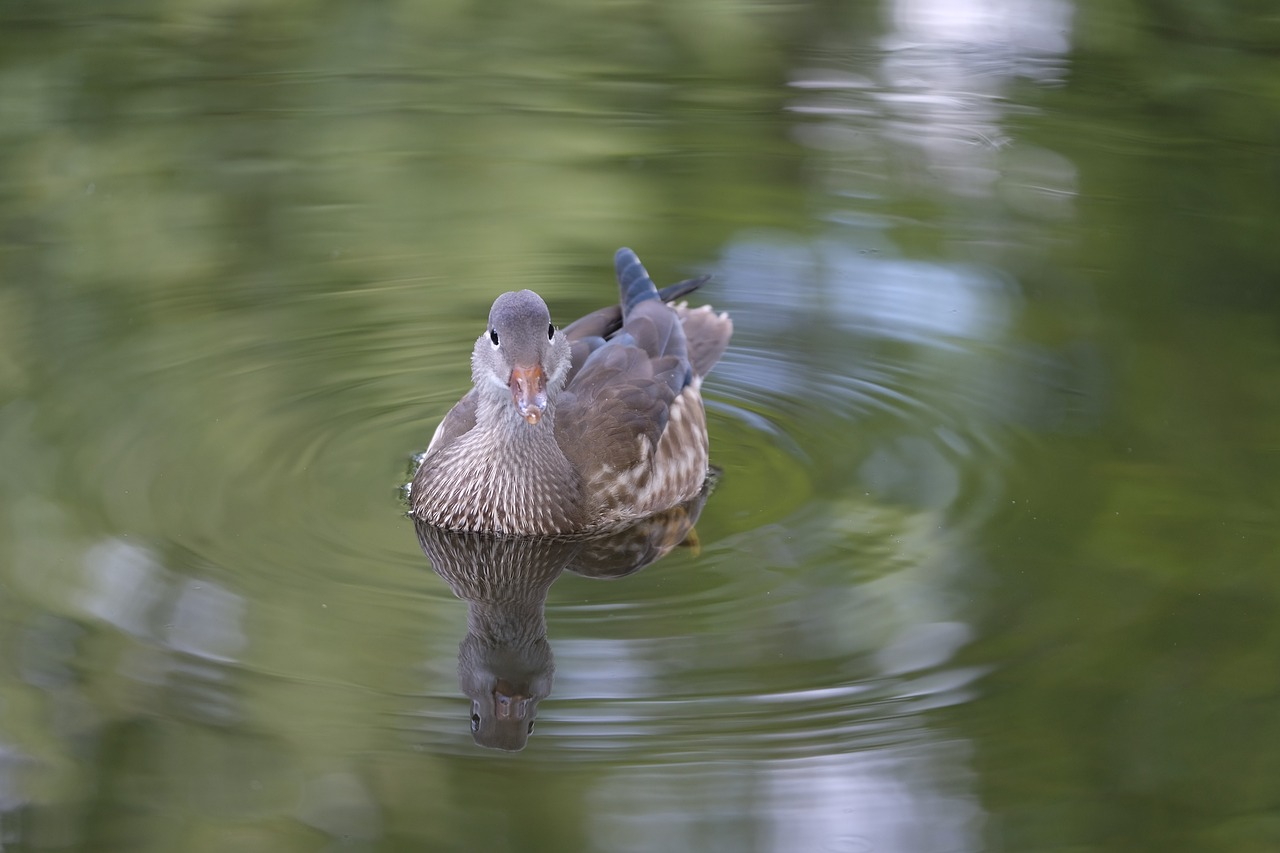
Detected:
[{"left": 410, "top": 248, "right": 732, "bottom": 535}]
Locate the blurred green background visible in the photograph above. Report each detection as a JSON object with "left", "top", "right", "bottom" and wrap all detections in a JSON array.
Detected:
[{"left": 1, "top": 0, "right": 1279, "bottom": 851}]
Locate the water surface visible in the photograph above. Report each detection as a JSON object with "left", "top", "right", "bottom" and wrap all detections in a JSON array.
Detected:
[{"left": 1, "top": 1, "right": 1279, "bottom": 851}]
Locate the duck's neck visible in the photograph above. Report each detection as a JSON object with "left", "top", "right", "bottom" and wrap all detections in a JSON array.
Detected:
[
  {"left": 436, "top": 393, "right": 578, "bottom": 535},
  {"left": 471, "top": 394, "right": 568, "bottom": 472},
  {"left": 475, "top": 389, "right": 558, "bottom": 437}
]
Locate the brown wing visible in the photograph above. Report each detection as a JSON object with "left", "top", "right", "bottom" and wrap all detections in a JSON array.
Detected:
[
  {"left": 674, "top": 303, "right": 733, "bottom": 379},
  {"left": 423, "top": 389, "right": 477, "bottom": 457},
  {"left": 555, "top": 301, "right": 690, "bottom": 478}
]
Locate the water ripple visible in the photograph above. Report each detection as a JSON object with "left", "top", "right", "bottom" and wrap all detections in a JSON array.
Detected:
[{"left": 36, "top": 236, "right": 1085, "bottom": 765}]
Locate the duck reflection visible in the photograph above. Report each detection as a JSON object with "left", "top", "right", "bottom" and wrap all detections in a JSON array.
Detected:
[{"left": 414, "top": 484, "right": 709, "bottom": 751}]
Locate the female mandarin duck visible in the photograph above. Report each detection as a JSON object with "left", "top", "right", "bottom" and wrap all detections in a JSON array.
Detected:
[{"left": 410, "top": 248, "right": 732, "bottom": 536}]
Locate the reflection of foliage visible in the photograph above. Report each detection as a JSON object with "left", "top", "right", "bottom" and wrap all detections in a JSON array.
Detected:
[
  {"left": 961, "top": 9, "right": 1280, "bottom": 847},
  {"left": 969, "top": 319, "right": 1280, "bottom": 850},
  {"left": 1068, "top": 0, "right": 1280, "bottom": 320},
  {"left": 0, "top": 0, "right": 805, "bottom": 322}
]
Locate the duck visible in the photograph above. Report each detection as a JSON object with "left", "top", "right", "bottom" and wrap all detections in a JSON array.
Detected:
[{"left": 410, "top": 248, "right": 732, "bottom": 536}]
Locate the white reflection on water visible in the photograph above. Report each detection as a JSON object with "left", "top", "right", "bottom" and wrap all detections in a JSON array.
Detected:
[
  {"left": 791, "top": 0, "right": 1074, "bottom": 205},
  {"left": 78, "top": 538, "right": 248, "bottom": 668},
  {"left": 715, "top": 234, "right": 1015, "bottom": 345},
  {"left": 589, "top": 745, "right": 981, "bottom": 853},
  {"left": 76, "top": 537, "right": 250, "bottom": 726},
  {"left": 78, "top": 538, "right": 166, "bottom": 638},
  {"left": 165, "top": 577, "right": 247, "bottom": 663},
  {"left": 892, "top": 0, "right": 1072, "bottom": 58},
  {"left": 823, "top": 250, "right": 1014, "bottom": 344},
  {"left": 876, "top": 620, "right": 972, "bottom": 676}
]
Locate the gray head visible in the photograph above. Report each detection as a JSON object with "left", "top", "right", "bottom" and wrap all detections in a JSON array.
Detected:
[{"left": 472, "top": 290, "right": 572, "bottom": 426}]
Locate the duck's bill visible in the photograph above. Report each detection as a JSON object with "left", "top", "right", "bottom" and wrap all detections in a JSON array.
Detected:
[{"left": 510, "top": 364, "right": 547, "bottom": 425}]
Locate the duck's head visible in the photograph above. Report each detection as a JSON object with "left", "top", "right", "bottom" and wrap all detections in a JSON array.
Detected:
[{"left": 472, "top": 289, "right": 571, "bottom": 425}]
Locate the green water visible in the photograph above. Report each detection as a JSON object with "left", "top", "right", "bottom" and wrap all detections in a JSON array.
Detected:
[{"left": 1, "top": 1, "right": 1278, "bottom": 851}]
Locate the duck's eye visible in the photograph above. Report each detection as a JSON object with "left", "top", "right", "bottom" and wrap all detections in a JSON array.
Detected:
[
  {"left": 548, "top": 324, "right": 555, "bottom": 340},
  {"left": 470, "top": 712, "right": 481, "bottom": 733},
  {"left": 489, "top": 329, "right": 499, "bottom": 346}
]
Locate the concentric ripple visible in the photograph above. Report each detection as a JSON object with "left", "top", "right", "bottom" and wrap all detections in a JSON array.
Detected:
[{"left": 32, "top": 237, "right": 1092, "bottom": 766}]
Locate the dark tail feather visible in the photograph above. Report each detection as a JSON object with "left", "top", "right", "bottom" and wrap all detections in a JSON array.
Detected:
[
  {"left": 561, "top": 274, "right": 710, "bottom": 346},
  {"left": 658, "top": 274, "right": 710, "bottom": 304},
  {"left": 616, "top": 248, "right": 660, "bottom": 317}
]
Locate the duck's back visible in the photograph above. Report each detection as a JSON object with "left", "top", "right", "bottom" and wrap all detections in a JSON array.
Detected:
[{"left": 552, "top": 250, "right": 731, "bottom": 530}]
